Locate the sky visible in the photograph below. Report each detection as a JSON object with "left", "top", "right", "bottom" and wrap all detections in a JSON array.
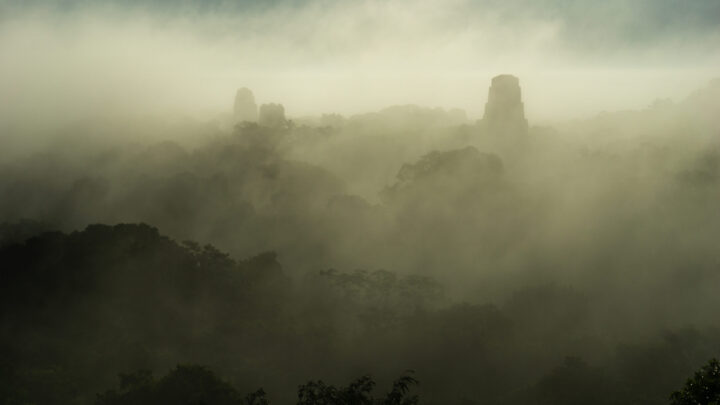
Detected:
[{"left": 1, "top": 0, "right": 719, "bottom": 124}]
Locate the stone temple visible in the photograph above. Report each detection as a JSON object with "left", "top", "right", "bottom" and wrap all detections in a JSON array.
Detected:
[
  {"left": 482, "top": 75, "right": 528, "bottom": 136},
  {"left": 258, "top": 103, "right": 287, "bottom": 128},
  {"left": 234, "top": 87, "right": 258, "bottom": 122}
]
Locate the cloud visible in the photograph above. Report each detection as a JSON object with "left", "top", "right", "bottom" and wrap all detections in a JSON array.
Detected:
[{"left": 1, "top": 0, "right": 718, "bottom": 124}]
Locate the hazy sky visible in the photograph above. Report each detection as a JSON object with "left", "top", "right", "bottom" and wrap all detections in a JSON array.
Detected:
[{"left": 1, "top": 0, "right": 719, "bottom": 124}]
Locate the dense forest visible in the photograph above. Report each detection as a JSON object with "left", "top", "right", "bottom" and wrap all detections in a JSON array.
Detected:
[
  {"left": 3, "top": 0, "right": 720, "bottom": 403},
  {"left": 1, "top": 76, "right": 720, "bottom": 404}
]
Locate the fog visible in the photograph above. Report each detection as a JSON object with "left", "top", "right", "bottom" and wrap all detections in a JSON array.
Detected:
[
  {"left": 1, "top": 1, "right": 720, "bottom": 405},
  {"left": 2, "top": 0, "right": 719, "bottom": 127}
]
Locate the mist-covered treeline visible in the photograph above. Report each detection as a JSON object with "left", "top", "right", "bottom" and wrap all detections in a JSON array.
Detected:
[
  {"left": 1, "top": 76, "right": 719, "bottom": 404},
  {"left": 2, "top": 223, "right": 719, "bottom": 405}
]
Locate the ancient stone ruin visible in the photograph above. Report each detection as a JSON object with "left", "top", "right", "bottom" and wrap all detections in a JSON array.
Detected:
[
  {"left": 482, "top": 75, "right": 528, "bottom": 136},
  {"left": 258, "top": 103, "right": 288, "bottom": 128},
  {"left": 234, "top": 88, "right": 258, "bottom": 122}
]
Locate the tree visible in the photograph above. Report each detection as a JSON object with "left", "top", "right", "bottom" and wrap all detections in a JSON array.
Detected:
[
  {"left": 382, "top": 373, "right": 419, "bottom": 405},
  {"left": 670, "top": 358, "right": 720, "bottom": 405},
  {"left": 297, "top": 372, "right": 418, "bottom": 405},
  {"left": 96, "top": 365, "right": 249, "bottom": 405},
  {"left": 96, "top": 366, "right": 418, "bottom": 405}
]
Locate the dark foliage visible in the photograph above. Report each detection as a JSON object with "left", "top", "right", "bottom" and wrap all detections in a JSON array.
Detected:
[
  {"left": 95, "top": 366, "right": 416, "bottom": 405},
  {"left": 297, "top": 372, "right": 418, "bottom": 405},
  {"left": 670, "top": 358, "right": 720, "bottom": 405},
  {"left": 96, "top": 365, "right": 251, "bottom": 405},
  {"left": 1, "top": 223, "right": 720, "bottom": 405}
]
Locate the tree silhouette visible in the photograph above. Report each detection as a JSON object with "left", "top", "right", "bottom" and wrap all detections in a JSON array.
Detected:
[
  {"left": 96, "top": 366, "right": 417, "bottom": 405},
  {"left": 670, "top": 358, "right": 720, "bottom": 405},
  {"left": 382, "top": 373, "right": 419, "bottom": 405},
  {"left": 297, "top": 372, "right": 418, "bottom": 405},
  {"left": 96, "top": 365, "right": 250, "bottom": 405}
]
